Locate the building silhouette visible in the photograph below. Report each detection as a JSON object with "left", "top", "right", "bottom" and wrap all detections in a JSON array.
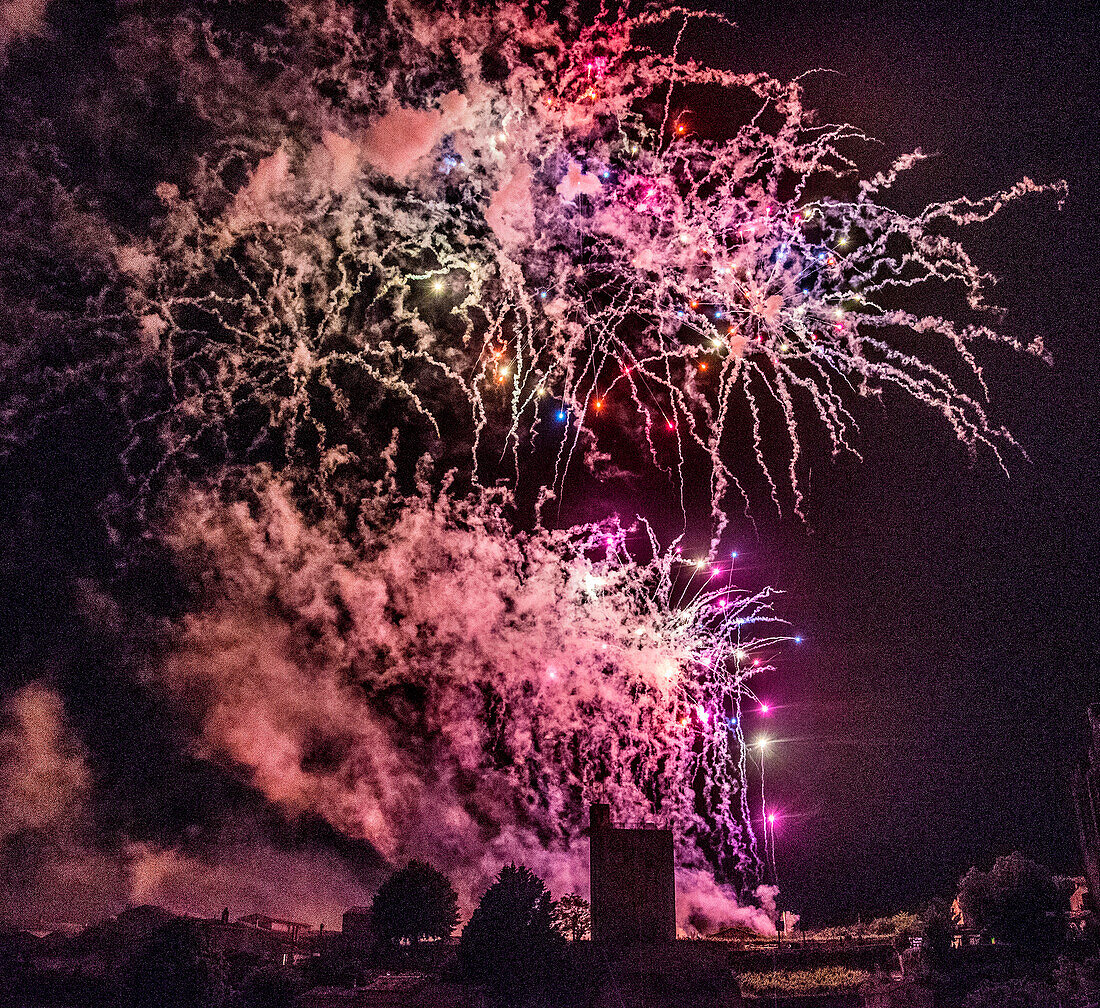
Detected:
[
  {"left": 589, "top": 802, "right": 676, "bottom": 945},
  {"left": 205, "top": 913, "right": 314, "bottom": 964},
  {"left": 341, "top": 907, "right": 372, "bottom": 953},
  {"left": 1073, "top": 704, "right": 1100, "bottom": 913}
]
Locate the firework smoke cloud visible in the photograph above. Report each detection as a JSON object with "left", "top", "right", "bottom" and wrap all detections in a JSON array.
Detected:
[
  {"left": 0, "top": 0, "right": 1062, "bottom": 930},
  {"left": 160, "top": 467, "right": 786, "bottom": 922}
]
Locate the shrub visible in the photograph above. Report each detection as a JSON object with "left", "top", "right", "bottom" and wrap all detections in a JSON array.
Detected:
[
  {"left": 957, "top": 852, "right": 1065, "bottom": 947},
  {"left": 962, "top": 978, "right": 1058, "bottom": 1008},
  {"left": 1054, "top": 954, "right": 1100, "bottom": 1008}
]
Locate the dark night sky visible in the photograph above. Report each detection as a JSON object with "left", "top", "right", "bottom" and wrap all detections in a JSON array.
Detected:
[
  {"left": 688, "top": 0, "right": 1100, "bottom": 922},
  {"left": 0, "top": 0, "right": 1097, "bottom": 929},
  {"left": 556, "top": 0, "right": 1099, "bottom": 922}
]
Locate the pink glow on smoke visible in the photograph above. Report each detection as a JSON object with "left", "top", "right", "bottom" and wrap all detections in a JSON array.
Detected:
[{"left": 155, "top": 477, "right": 777, "bottom": 922}]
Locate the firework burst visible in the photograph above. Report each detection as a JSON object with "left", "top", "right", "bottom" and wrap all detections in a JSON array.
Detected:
[
  {"left": 0, "top": 0, "right": 1064, "bottom": 924},
  {"left": 76, "top": 0, "right": 1064, "bottom": 527},
  {"left": 162, "top": 471, "right": 791, "bottom": 912}
]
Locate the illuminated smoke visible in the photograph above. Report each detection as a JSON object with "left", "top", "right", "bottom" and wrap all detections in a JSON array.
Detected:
[
  {"left": 0, "top": 0, "right": 1064, "bottom": 928},
  {"left": 0, "top": 682, "right": 377, "bottom": 929},
  {"left": 158, "top": 470, "right": 788, "bottom": 925},
  {"left": 0, "top": 0, "right": 49, "bottom": 63}
]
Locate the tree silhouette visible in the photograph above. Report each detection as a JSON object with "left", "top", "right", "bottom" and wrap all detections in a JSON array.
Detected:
[
  {"left": 957, "top": 852, "right": 1065, "bottom": 947},
  {"left": 369, "top": 860, "right": 459, "bottom": 946},
  {"left": 120, "top": 918, "right": 226, "bottom": 1008},
  {"left": 920, "top": 898, "right": 954, "bottom": 972},
  {"left": 459, "top": 864, "right": 563, "bottom": 999},
  {"left": 551, "top": 893, "right": 591, "bottom": 941}
]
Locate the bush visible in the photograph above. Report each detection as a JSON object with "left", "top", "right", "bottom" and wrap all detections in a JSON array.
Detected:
[
  {"left": 120, "top": 918, "right": 227, "bottom": 1008},
  {"left": 921, "top": 898, "right": 955, "bottom": 972},
  {"left": 957, "top": 852, "right": 1065, "bottom": 947},
  {"left": 229, "top": 963, "right": 302, "bottom": 1008},
  {"left": 962, "top": 978, "right": 1058, "bottom": 1008},
  {"left": 1055, "top": 954, "right": 1100, "bottom": 1007}
]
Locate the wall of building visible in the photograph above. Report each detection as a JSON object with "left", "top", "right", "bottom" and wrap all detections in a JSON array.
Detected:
[
  {"left": 1073, "top": 705, "right": 1100, "bottom": 912},
  {"left": 589, "top": 802, "right": 676, "bottom": 945}
]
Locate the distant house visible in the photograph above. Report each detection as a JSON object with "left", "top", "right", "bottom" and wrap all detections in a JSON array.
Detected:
[
  {"left": 205, "top": 914, "right": 316, "bottom": 965},
  {"left": 1068, "top": 876, "right": 1092, "bottom": 933},
  {"left": 342, "top": 906, "right": 372, "bottom": 947},
  {"left": 235, "top": 913, "right": 315, "bottom": 941},
  {"left": 948, "top": 897, "right": 988, "bottom": 948},
  {"left": 1069, "top": 877, "right": 1090, "bottom": 914}
]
